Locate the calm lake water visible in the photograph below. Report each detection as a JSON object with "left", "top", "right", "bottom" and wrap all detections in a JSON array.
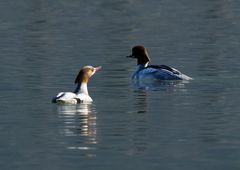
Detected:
[{"left": 1, "top": 0, "right": 240, "bottom": 169}]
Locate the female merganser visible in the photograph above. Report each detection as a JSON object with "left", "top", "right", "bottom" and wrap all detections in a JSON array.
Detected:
[
  {"left": 52, "top": 65, "right": 102, "bottom": 104},
  {"left": 127, "top": 45, "right": 192, "bottom": 80}
]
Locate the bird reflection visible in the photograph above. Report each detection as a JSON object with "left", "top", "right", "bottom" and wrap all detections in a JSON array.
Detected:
[
  {"left": 126, "top": 90, "right": 148, "bottom": 155},
  {"left": 133, "top": 90, "right": 148, "bottom": 114},
  {"left": 132, "top": 78, "right": 190, "bottom": 91},
  {"left": 57, "top": 104, "right": 97, "bottom": 152}
]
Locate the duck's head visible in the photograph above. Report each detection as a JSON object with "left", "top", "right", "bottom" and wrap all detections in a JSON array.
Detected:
[
  {"left": 126, "top": 45, "right": 151, "bottom": 66},
  {"left": 75, "top": 65, "right": 102, "bottom": 84}
]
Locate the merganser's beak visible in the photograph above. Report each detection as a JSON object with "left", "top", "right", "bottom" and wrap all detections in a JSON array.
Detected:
[
  {"left": 94, "top": 66, "right": 102, "bottom": 72},
  {"left": 126, "top": 54, "right": 136, "bottom": 58}
]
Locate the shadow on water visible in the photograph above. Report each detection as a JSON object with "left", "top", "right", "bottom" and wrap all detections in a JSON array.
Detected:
[{"left": 56, "top": 103, "right": 97, "bottom": 154}]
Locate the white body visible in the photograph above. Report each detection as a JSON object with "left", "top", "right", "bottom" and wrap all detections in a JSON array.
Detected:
[
  {"left": 53, "top": 92, "right": 93, "bottom": 104},
  {"left": 53, "top": 82, "right": 93, "bottom": 104}
]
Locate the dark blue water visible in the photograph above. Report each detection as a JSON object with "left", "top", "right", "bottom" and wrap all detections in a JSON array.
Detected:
[{"left": 1, "top": 0, "right": 240, "bottom": 169}]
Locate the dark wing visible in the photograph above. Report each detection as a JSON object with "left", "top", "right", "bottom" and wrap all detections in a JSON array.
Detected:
[
  {"left": 147, "top": 65, "right": 180, "bottom": 75},
  {"left": 147, "top": 65, "right": 173, "bottom": 71}
]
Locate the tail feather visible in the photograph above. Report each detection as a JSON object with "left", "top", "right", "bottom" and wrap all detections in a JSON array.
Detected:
[{"left": 52, "top": 93, "right": 65, "bottom": 103}]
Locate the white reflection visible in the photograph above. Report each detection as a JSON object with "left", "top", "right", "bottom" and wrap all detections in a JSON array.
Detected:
[{"left": 57, "top": 103, "right": 97, "bottom": 151}]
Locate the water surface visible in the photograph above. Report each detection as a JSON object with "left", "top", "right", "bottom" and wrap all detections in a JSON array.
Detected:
[{"left": 1, "top": 0, "right": 240, "bottom": 169}]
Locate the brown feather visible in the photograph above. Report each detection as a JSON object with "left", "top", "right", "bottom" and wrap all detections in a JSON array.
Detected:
[
  {"left": 74, "top": 67, "right": 94, "bottom": 84},
  {"left": 75, "top": 70, "right": 83, "bottom": 84},
  {"left": 132, "top": 45, "right": 151, "bottom": 65}
]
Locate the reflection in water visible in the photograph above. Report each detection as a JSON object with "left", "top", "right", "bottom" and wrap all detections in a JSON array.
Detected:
[
  {"left": 133, "top": 90, "right": 148, "bottom": 114},
  {"left": 127, "top": 90, "right": 148, "bottom": 154},
  {"left": 57, "top": 104, "right": 97, "bottom": 152},
  {"left": 132, "top": 78, "right": 190, "bottom": 91}
]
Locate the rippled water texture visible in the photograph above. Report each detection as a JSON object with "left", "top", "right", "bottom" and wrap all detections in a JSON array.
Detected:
[{"left": 1, "top": 0, "right": 240, "bottom": 170}]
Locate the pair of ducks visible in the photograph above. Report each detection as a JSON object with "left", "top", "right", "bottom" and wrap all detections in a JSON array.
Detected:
[{"left": 52, "top": 45, "right": 192, "bottom": 104}]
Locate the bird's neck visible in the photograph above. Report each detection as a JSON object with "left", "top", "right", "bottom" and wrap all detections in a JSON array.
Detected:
[
  {"left": 137, "top": 62, "right": 149, "bottom": 68},
  {"left": 137, "top": 54, "right": 150, "bottom": 66},
  {"left": 74, "top": 82, "right": 89, "bottom": 95}
]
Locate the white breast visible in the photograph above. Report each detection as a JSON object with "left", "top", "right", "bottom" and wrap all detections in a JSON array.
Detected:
[
  {"left": 76, "top": 93, "right": 93, "bottom": 103},
  {"left": 53, "top": 92, "right": 93, "bottom": 104}
]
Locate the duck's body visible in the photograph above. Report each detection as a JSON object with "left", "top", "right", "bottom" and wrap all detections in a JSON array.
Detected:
[
  {"left": 52, "top": 83, "right": 93, "bottom": 104},
  {"left": 127, "top": 45, "right": 192, "bottom": 81},
  {"left": 132, "top": 64, "right": 192, "bottom": 80},
  {"left": 52, "top": 66, "right": 101, "bottom": 104}
]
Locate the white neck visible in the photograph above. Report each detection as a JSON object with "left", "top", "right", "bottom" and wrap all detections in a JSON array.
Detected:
[
  {"left": 144, "top": 62, "right": 149, "bottom": 67},
  {"left": 79, "top": 82, "right": 88, "bottom": 95},
  {"left": 74, "top": 82, "right": 89, "bottom": 95}
]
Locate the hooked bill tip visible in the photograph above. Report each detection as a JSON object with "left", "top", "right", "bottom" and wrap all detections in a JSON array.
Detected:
[{"left": 95, "top": 66, "right": 102, "bottom": 72}]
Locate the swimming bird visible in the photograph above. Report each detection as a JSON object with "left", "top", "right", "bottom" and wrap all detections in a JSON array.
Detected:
[
  {"left": 52, "top": 65, "right": 102, "bottom": 104},
  {"left": 127, "top": 45, "right": 192, "bottom": 81}
]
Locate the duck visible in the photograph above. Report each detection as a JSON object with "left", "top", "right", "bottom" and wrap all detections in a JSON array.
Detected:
[
  {"left": 52, "top": 65, "right": 102, "bottom": 104},
  {"left": 126, "top": 45, "right": 192, "bottom": 81}
]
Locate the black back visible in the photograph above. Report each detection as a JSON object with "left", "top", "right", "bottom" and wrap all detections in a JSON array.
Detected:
[
  {"left": 147, "top": 65, "right": 173, "bottom": 71},
  {"left": 146, "top": 65, "right": 180, "bottom": 74}
]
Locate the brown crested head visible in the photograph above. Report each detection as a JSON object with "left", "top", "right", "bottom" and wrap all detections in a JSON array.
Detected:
[
  {"left": 74, "top": 66, "right": 102, "bottom": 84},
  {"left": 126, "top": 45, "right": 151, "bottom": 65}
]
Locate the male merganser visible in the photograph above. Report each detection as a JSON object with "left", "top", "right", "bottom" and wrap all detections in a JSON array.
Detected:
[
  {"left": 127, "top": 45, "right": 192, "bottom": 80},
  {"left": 52, "top": 65, "right": 102, "bottom": 104}
]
